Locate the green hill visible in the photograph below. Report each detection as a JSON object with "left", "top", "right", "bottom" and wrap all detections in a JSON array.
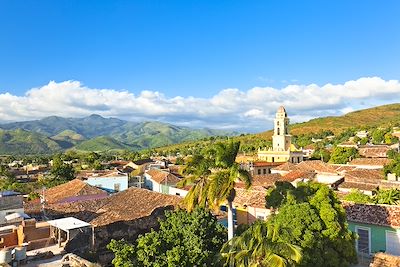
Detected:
[
  {"left": 74, "top": 136, "right": 132, "bottom": 152},
  {"left": 0, "top": 115, "right": 237, "bottom": 153},
  {"left": 153, "top": 103, "right": 400, "bottom": 154},
  {"left": 0, "top": 129, "right": 63, "bottom": 154},
  {"left": 258, "top": 103, "right": 400, "bottom": 139}
]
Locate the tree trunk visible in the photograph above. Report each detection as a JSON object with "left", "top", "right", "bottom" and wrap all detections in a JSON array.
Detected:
[{"left": 227, "top": 200, "right": 234, "bottom": 240}]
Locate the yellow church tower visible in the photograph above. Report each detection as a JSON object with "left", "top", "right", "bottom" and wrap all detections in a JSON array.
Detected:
[{"left": 257, "top": 106, "right": 303, "bottom": 163}]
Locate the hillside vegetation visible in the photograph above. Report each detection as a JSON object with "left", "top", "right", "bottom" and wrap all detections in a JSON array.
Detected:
[
  {"left": 0, "top": 115, "right": 237, "bottom": 154},
  {"left": 154, "top": 103, "right": 400, "bottom": 154},
  {"left": 258, "top": 103, "right": 400, "bottom": 138}
]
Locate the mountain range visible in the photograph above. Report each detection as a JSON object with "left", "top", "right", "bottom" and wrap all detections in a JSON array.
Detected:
[{"left": 0, "top": 115, "right": 238, "bottom": 154}]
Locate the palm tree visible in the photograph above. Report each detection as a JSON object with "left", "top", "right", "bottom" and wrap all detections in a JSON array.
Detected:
[
  {"left": 220, "top": 221, "right": 302, "bottom": 267},
  {"left": 178, "top": 141, "right": 251, "bottom": 240}
]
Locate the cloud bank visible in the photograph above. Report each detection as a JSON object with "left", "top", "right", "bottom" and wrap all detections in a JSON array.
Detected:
[{"left": 1, "top": 77, "right": 400, "bottom": 132}]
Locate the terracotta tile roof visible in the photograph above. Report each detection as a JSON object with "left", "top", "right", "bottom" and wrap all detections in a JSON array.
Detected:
[
  {"left": 343, "top": 202, "right": 400, "bottom": 227},
  {"left": 370, "top": 253, "right": 400, "bottom": 267},
  {"left": 296, "top": 160, "right": 337, "bottom": 174},
  {"left": 253, "top": 161, "right": 283, "bottom": 167},
  {"left": 282, "top": 171, "right": 316, "bottom": 181},
  {"left": 45, "top": 187, "right": 182, "bottom": 226},
  {"left": 251, "top": 174, "right": 283, "bottom": 187},
  {"left": 44, "top": 179, "right": 107, "bottom": 204},
  {"left": 146, "top": 169, "right": 180, "bottom": 184},
  {"left": 90, "top": 187, "right": 181, "bottom": 226},
  {"left": 233, "top": 188, "right": 267, "bottom": 209},
  {"left": 331, "top": 165, "right": 357, "bottom": 173},
  {"left": 349, "top": 158, "right": 392, "bottom": 167},
  {"left": 272, "top": 162, "right": 297, "bottom": 172},
  {"left": 338, "top": 182, "right": 379, "bottom": 192},
  {"left": 344, "top": 169, "right": 384, "bottom": 182},
  {"left": 359, "top": 146, "right": 390, "bottom": 158}
]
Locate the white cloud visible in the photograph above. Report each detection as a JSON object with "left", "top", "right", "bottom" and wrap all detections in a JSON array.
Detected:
[{"left": 0, "top": 77, "right": 400, "bottom": 132}]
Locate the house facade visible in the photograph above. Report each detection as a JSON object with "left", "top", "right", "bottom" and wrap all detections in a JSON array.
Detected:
[{"left": 344, "top": 203, "right": 400, "bottom": 256}]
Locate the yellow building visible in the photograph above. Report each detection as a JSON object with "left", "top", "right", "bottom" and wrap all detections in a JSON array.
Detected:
[{"left": 257, "top": 106, "right": 303, "bottom": 163}]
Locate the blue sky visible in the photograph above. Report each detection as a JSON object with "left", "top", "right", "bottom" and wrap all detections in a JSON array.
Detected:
[{"left": 0, "top": 1, "right": 399, "bottom": 131}]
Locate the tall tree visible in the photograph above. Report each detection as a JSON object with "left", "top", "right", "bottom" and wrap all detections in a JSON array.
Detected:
[{"left": 179, "top": 141, "right": 251, "bottom": 239}]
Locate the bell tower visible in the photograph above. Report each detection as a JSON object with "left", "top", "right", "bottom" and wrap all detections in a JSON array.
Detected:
[{"left": 272, "top": 106, "right": 291, "bottom": 151}]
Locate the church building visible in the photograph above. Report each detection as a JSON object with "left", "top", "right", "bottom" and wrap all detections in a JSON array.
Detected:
[{"left": 257, "top": 106, "right": 304, "bottom": 163}]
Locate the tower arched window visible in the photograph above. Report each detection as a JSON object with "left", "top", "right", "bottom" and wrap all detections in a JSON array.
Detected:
[{"left": 277, "top": 128, "right": 280, "bottom": 135}]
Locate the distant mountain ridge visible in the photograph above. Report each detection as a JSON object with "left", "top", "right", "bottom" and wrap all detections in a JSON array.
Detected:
[{"left": 0, "top": 115, "right": 238, "bottom": 154}]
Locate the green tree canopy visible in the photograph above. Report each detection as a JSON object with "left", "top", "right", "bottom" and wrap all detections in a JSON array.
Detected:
[
  {"left": 266, "top": 182, "right": 357, "bottom": 267},
  {"left": 108, "top": 207, "right": 227, "bottom": 267},
  {"left": 50, "top": 154, "right": 75, "bottom": 181},
  {"left": 343, "top": 189, "right": 372, "bottom": 204},
  {"left": 329, "top": 147, "right": 359, "bottom": 164}
]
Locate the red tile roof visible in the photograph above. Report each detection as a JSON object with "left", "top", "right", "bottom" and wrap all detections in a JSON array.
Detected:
[
  {"left": 46, "top": 187, "right": 182, "bottom": 227},
  {"left": 370, "top": 253, "right": 400, "bottom": 267},
  {"left": 296, "top": 160, "right": 337, "bottom": 174},
  {"left": 338, "top": 182, "right": 379, "bottom": 192},
  {"left": 44, "top": 179, "right": 107, "bottom": 204},
  {"left": 233, "top": 188, "right": 267, "bottom": 209},
  {"left": 253, "top": 161, "right": 283, "bottom": 167},
  {"left": 359, "top": 146, "right": 390, "bottom": 158},
  {"left": 272, "top": 162, "right": 297, "bottom": 172},
  {"left": 344, "top": 202, "right": 400, "bottom": 227},
  {"left": 146, "top": 169, "right": 180, "bottom": 184},
  {"left": 282, "top": 171, "right": 316, "bottom": 181},
  {"left": 344, "top": 169, "right": 384, "bottom": 182},
  {"left": 349, "top": 158, "right": 392, "bottom": 167}
]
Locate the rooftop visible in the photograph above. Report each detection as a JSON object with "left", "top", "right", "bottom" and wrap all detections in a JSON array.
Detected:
[
  {"left": 370, "top": 253, "right": 400, "bottom": 267},
  {"left": 233, "top": 188, "right": 267, "bottom": 209},
  {"left": 46, "top": 187, "right": 182, "bottom": 227},
  {"left": 146, "top": 169, "right": 180, "bottom": 184},
  {"left": 349, "top": 158, "right": 392, "bottom": 167},
  {"left": 43, "top": 179, "right": 107, "bottom": 204},
  {"left": 344, "top": 202, "right": 400, "bottom": 228}
]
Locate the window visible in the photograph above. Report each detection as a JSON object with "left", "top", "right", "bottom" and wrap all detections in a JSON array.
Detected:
[
  {"left": 277, "top": 128, "right": 280, "bottom": 135},
  {"left": 272, "top": 157, "right": 275, "bottom": 163},
  {"left": 386, "top": 231, "right": 400, "bottom": 256},
  {"left": 263, "top": 169, "right": 267, "bottom": 174},
  {"left": 258, "top": 169, "right": 261, "bottom": 175},
  {"left": 175, "top": 192, "right": 181, "bottom": 196},
  {"left": 356, "top": 226, "right": 370, "bottom": 255},
  {"left": 114, "top": 183, "right": 121, "bottom": 192}
]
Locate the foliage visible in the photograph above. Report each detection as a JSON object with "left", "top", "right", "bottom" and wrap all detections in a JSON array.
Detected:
[
  {"left": 266, "top": 182, "right": 358, "bottom": 267},
  {"left": 179, "top": 141, "right": 251, "bottom": 212},
  {"left": 343, "top": 189, "right": 372, "bottom": 204},
  {"left": 329, "top": 147, "right": 359, "bottom": 164},
  {"left": 310, "top": 148, "right": 331, "bottom": 162},
  {"left": 220, "top": 220, "right": 302, "bottom": 267},
  {"left": 372, "top": 189, "right": 400, "bottom": 205},
  {"left": 384, "top": 154, "right": 400, "bottom": 177},
  {"left": 108, "top": 207, "right": 227, "bottom": 267},
  {"left": 107, "top": 239, "right": 135, "bottom": 267},
  {"left": 27, "top": 191, "right": 41, "bottom": 201},
  {"left": 50, "top": 154, "right": 75, "bottom": 181}
]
